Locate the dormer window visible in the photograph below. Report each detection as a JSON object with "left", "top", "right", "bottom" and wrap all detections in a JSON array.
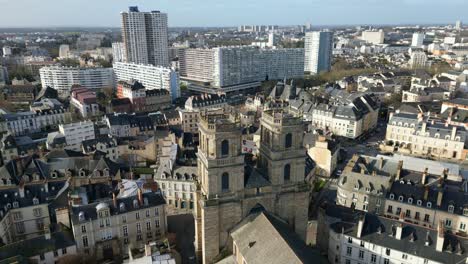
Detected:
[
  {"left": 398, "top": 196, "right": 404, "bottom": 202},
  {"left": 51, "top": 171, "right": 58, "bottom": 178},
  {"left": 417, "top": 200, "right": 422, "bottom": 206},
  {"left": 463, "top": 208, "right": 468, "bottom": 216},
  {"left": 12, "top": 202, "right": 19, "bottom": 208},
  {"left": 389, "top": 194, "right": 395, "bottom": 200},
  {"left": 427, "top": 202, "right": 432, "bottom": 208},
  {"left": 79, "top": 169, "right": 86, "bottom": 177},
  {"left": 408, "top": 198, "right": 413, "bottom": 204},
  {"left": 119, "top": 203, "right": 126, "bottom": 212},
  {"left": 448, "top": 205, "right": 455, "bottom": 214},
  {"left": 79, "top": 211, "right": 85, "bottom": 221},
  {"left": 143, "top": 197, "right": 149, "bottom": 206},
  {"left": 133, "top": 199, "right": 139, "bottom": 209},
  {"left": 33, "top": 197, "right": 39, "bottom": 205}
]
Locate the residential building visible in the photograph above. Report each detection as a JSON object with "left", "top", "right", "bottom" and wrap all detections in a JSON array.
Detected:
[
  {"left": 59, "top": 44, "right": 70, "bottom": 58},
  {"left": 39, "top": 66, "right": 114, "bottom": 98},
  {"left": 411, "top": 32, "right": 425, "bottom": 48},
  {"left": 0, "top": 108, "right": 71, "bottom": 136},
  {"left": 322, "top": 204, "right": 467, "bottom": 264},
  {"left": 408, "top": 51, "right": 428, "bottom": 69},
  {"left": 112, "top": 42, "right": 126, "bottom": 63},
  {"left": 120, "top": 6, "right": 169, "bottom": 67},
  {"left": 58, "top": 121, "right": 96, "bottom": 151},
  {"left": 0, "top": 66, "right": 8, "bottom": 85},
  {"left": 441, "top": 98, "right": 468, "bottom": 128},
  {"left": 179, "top": 94, "right": 227, "bottom": 134},
  {"left": 304, "top": 134, "right": 340, "bottom": 177},
  {"left": 304, "top": 31, "right": 333, "bottom": 74},
  {"left": 2, "top": 84, "right": 37, "bottom": 105},
  {"left": 455, "top": 20, "right": 463, "bottom": 30},
  {"left": 113, "top": 62, "right": 180, "bottom": 100},
  {"left": 361, "top": 30, "right": 385, "bottom": 44},
  {"left": 179, "top": 46, "right": 304, "bottom": 93},
  {"left": 82, "top": 136, "right": 119, "bottom": 162},
  {"left": 116, "top": 81, "right": 146, "bottom": 112},
  {"left": 70, "top": 86, "right": 100, "bottom": 118},
  {"left": 70, "top": 184, "right": 167, "bottom": 260},
  {"left": 144, "top": 89, "right": 171, "bottom": 112},
  {"left": 402, "top": 87, "right": 450, "bottom": 103},
  {"left": 384, "top": 112, "right": 467, "bottom": 160},
  {"left": 104, "top": 113, "right": 154, "bottom": 138}
]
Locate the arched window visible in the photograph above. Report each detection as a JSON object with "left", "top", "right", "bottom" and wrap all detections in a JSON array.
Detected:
[
  {"left": 221, "top": 140, "right": 229, "bottom": 156},
  {"left": 284, "top": 164, "right": 291, "bottom": 182},
  {"left": 285, "top": 133, "right": 292, "bottom": 148},
  {"left": 221, "top": 173, "right": 229, "bottom": 191}
]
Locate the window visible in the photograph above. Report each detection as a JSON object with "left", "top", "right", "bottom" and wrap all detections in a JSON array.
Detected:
[
  {"left": 389, "top": 193, "right": 394, "bottom": 200},
  {"left": 417, "top": 200, "right": 422, "bottom": 206},
  {"left": 387, "top": 205, "right": 393, "bottom": 213},
  {"left": 122, "top": 215, "right": 127, "bottom": 223},
  {"left": 284, "top": 164, "right": 291, "bottom": 182},
  {"left": 427, "top": 202, "right": 432, "bottom": 208},
  {"left": 137, "top": 223, "right": 141, "bottom": 234},
  {"left": 398, "top": 196, "right": 404, "bottom": 202},
  {"left": 62, "top": 248, "right": 67, "bottom": 255},
  {"left": 359, "top": 250, "right": 364, "bottom": 259},
  {"left": 408, "top": 198, "right": 413, "bottom": 204},
  {"left": 415, "top": 212, "right": 420, "bottom": 220},
  {"left": 105, "top": 218, "right": 110, "bottom": 226},
  {"left": 136, "top": 212, "right": 140, "bottom": 219},
  {"left": 345, "top": 260, "right": 351, "bottom": 264},
  {"left": 285, "top": 133, "right": 292, "bottom": 148},
  {"left": 40, "top": 254, "right": 45, "bottom": 261},
  {"left": 424, "top": 214, "right": 430, "bottom": 222},
  {"left": 448, "top": 205, "right": 454, "bottom": 214},
  {"left": 402, "top": 254, "right": 408, "bottom": 260},
  {"left": 123, "top": 226, "right": 128, "bottom": 236},
  {"left": 221, "top": 173, "right": 229, "bottom": 191},
  {"left": 445, "top": 219, "right": 452, "bottom": 228},
  {"left": 33, "top": 208, "right": 42, "bottom": 217},
  {"left": 154, "top": 208, "right": 159, "bottom": 216},
  {"left": 346, "top": 246, "right": 352, "bottom": 256},
  {"left": 221, "top": 140, "right": 229, "bottom": 156},
  {"left": 146, "top": 210, "right": 150, "bottom": 217},
  {"left": 460, "top": 223, "right": 466, "bottom": 230},
  {"left": 137, "top": 234, "right": 142, "bottom": 241},
  {"left": 360, "top": 241, "right": 365, "bottom": 247},
  {"left": 396, "top": 207, "right": 401, "bottom": 215},
  {"left": 13, "top": 212, "right": 22, "bottom": 221},
  {"left": 82, "top": 236, "right": 89, "bottom": 247},
  {"left": 405, "top": 209, "right": 411, "bottom": 218},
  {"left": 384, "top": 259, "right": 389, "bottom": 264},
  {"left": 348, "top": 237, "right": 352, "bottom": 243},
  {"left": 54, "top": 250, "right": 58, "bottom": 257},
  {"left": 15, "top": 222, "right": 25, "bottom": 233},
  {"left": 146, "top": 221, "right": 151, "bottom": 231},
  {"left": 155, "top": 219, "right": 160, "bottom": 228},
  {"left": 371, "top": 254, "right": 377, "bottom": 263},
  {"left": 385, "top": 248, "right": 391, "bottom": 256},
  {"left": 81, "top": 225, "right": 86, "bottom": 233}
]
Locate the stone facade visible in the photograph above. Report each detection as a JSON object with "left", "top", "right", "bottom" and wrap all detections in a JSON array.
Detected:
[{"left": 195, "top": 110, "right": 310, "bottom": 263}]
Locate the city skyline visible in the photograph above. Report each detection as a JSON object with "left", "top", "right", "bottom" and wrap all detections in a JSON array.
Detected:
[{"left": 0, "top": 0, "right": 467, "bottom": 28}]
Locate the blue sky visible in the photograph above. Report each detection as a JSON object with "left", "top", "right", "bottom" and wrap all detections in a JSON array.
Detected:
[{"left": 0, "top": 0, "right": 467, "bottom": 27}]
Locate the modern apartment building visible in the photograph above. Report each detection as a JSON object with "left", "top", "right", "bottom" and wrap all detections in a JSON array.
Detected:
[
  {"left": 112, "top": 42, "right": 126, "bottom": 63},
  {"left": 304, "top": 31, "right": 333, "bottom": 74},
  {"left": 120, "top": 6, "right": 169, "bottom": 67},
  {"left": 411, "top": 32, "right": 425, "bottom": 48},
  {"left": 58, "top": 121, "right": 96, "bottom": 151},
  {"left": 113, "top": 62, "right": 180, "bottom": 100},
  {"left": 39, "top": 66, "right": 114, "bottom": 98},
  {"left": 408, "top": 51, "right": 428, "bottom": 69},
  {"left": 361, "top": 30, "right": 385, "bottom": 44},
  {"left": 179, "top": 46, "right": 304, "bottom": 93}
]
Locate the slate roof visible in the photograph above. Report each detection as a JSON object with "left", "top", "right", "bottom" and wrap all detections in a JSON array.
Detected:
[
  {"left": 230, "top": 210, "right": 326, "bottom": 264},
  {"left": 330, "top": 212, "right": 467, "bottom": 264}
]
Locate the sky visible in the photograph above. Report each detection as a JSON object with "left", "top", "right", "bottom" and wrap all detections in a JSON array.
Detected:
[{"left": 0, "top": 0, "right": 467, "bottom": 28}]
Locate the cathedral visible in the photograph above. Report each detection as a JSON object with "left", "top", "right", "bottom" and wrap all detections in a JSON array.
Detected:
[{"left": 194, "top": 109, "right": 310, "bottom": 263}]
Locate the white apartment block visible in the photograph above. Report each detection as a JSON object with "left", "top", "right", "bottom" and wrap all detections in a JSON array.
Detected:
[
  {"left": 113, "top": 62, "right": 180, "bottom": 100},
  {"left": 361, "top": 30, "right": 385, "bottom": 44},
  {"left": 39, "top": 66, "right": 114, "bottom": 98},
  {"left": 411, "top": 33, "right": 425, "bottom": 48},
  {"left": 1, "top": 109, "right": 71, "bottom": 136},
  {"left": 59, "top": 121, "right": 95, "bottom": 151},
  {"left": 304, "top": 31, "right": 333, "bottom": 74},
  {"left": 409, "top": 51, "right": 428, "bottom": 69},
  {"left": 112, "top": 42, "right": 126, "bottom": 63},
  {"left": 179, "top": 46, "right": 304, "bottom": 90},
  {"left": 121, "top": 6, "right": 169, "bottom": 67}
]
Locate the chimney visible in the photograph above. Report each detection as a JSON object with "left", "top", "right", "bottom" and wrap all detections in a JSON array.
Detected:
[
  {"left": 443, "top": 168, "right": 448, "bottom": 180},
  {"left": 357, "top": 214, "right": 365, "bottom": 238},
  {"left": 421, "top": 167, "right": 428, "bottom": 185},
  {"left": 389, "top": 112, "right": 394, "bottom": 120},
  {"left": 437, "top": 188, "right": 444, "bottom": 207},
  {"left": 44, "top": 182, "right": 49, "bottom": 193},
  {"left": 112, "top": 193, "right": 117, "bottom": 208},
  {"left": 399, "top": 210, "right": 405, "bottom": 222},
  {"left": 18, "top": 183, "right": 25, "bottom": 198},
  {"left": 451, "top": 126, "right": 457, "bottom": 140},
  {"left": 145, "top": 244, "right": 152, "bottom": 257},
  {"left": 395, "top": 223, "right": 403, "bottom": 240},
  {"left": 137, "top": 188, "right": 143, "bottom": 206},
  {"left": 360, "top": 167, "right": 365, "bottom": 175},
  {"left": 395, "top": 160, "right": 403, "bottom": 180},
  {"left": 379, "top": 157, "right": 384, "bottom": 170},
  {"left": 424, "top": 186, "right": 429, "bottom": 201},
  {"left": 421, "top": 122, "right": 427, "bottom": 133},
  {"left": 436, "top": 221, "right": 445, "bottom": 252}
]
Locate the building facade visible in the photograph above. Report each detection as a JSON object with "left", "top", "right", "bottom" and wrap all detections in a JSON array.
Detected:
[
  {"left": 39, "top": 66, "right": 114, "bottom": 98},
  {"left": 304, "top": 31, "right": 333, "bottom": 74},
  {"left": 120, "top": 6, "right": 169, "bottom": 67},
  {"left": 58, "top": 121, "right": 96, "bottom": 151}
]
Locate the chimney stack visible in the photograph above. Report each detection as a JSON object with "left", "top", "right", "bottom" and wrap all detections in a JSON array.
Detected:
[
  {"left": 421, "top": 167, "right": 428, "bottom": 185},
  {"left": 442, "top": 168, "right": 448, "bottom": 180},
  {"left": 137, "top": 188, "right": 143, "bottom": 206},
  {"left": 357, "top": 214, "right": 365, "bottom": 238},
  {"left": 436, "top": 221, "right": 445, "bottom": 252},
  {"left": 451, "top": 126, "right": 457, "bottom": 140},
  {"left": 395, "top": 223, "right": 403, "bottom": 240},
  {"left": 379, "top": 157, "right": 384, "bottom": 170},
  {"left": 424, "top": 186, "right": 429, "bottom": 201},
  {"left": 145, "top": 244, "right": 152, "bottom": 257},
  {"left": 437, "top": 188, "right": 444, "bottom": 207},
  {"left": 112, "top": 193, "right": 117, "bottom": 208}
]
